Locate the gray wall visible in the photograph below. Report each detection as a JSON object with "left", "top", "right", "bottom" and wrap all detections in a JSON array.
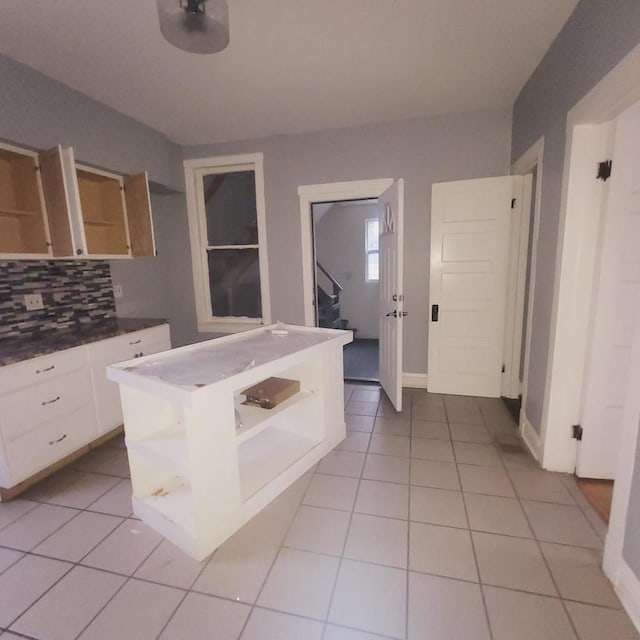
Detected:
[
  {"left": 511, "top": 1, "right": 640, "bottom": 432},
  {"left": 511, "top": 0, "right": 640, "bottom": 585},
  {"left": 0, "top": 55, "right": 182, "bottom": 191},
  {"left": 314, "top": 203, "right": 380, "bottom": 339},
  {"left": 184, "top": 108, "right": 512, "bottom": 373}
]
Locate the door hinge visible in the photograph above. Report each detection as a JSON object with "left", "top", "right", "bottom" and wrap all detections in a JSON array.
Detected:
[
  {"left": 597, "top": 160, "right": 612, "bottom": 181},
  {"left": 511, "top": 198, "right": 516, "bottom": 209},
  {"left": 501, "top": 364, "right": 506, "bottom": 373},
  {"left": 572, "top": 424, "right": 583, "bottom": 441}
]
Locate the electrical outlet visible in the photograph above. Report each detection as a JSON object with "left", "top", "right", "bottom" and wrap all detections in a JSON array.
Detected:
[
  {"left": 24, "top": 293, "right": 44, "bottom": 311},
  {"left": 113, "top": 284, "right": 124, "bottom": 299}
]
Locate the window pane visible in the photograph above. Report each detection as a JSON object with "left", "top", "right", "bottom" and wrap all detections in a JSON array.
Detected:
[
  {"left": 366, "top": 219, "right": 379, "bottom": 251},
  {"left": 367, "top": 251, "right": 379, "bottom": 281},
  {"left": 203, "top": 171, "right": 258, "bottom": 246},
  {"left": 207, "top": 248, "right": 262, "bottom": 318}
]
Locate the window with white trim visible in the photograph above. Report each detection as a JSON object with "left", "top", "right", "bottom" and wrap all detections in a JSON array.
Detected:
[
  {"left": 184, "top": 153, "right": 271, "bottom": 333},
  {"left": 365, "top": 217, "right": 380, "bottom": 282}
]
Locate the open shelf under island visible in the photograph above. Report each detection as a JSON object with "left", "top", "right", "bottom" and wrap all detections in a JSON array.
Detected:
[{"left": 107, "top": 323, "right": 352, "bottom": 560}]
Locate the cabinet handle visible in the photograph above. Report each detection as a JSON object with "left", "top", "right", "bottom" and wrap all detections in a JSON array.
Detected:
[
  {"left": 48, "top": 434, "right": 67, "bottom": 445},
  {"left": 129, "top": 339, "right": 141, "bottom": 345},
  {"left": 36, "top": 365, "right": 55, "bottom": 374},
  {"left": 41, "top": 396, "right": 61, "bottom": 406}
]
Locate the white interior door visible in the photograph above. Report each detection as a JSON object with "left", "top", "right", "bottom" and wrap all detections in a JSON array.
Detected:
[
  {"left": 428, "top": 176, "right": 519, "bottom": 397},
  {"left": 379, "top": 179, "right": 404, "bottom": 411},
  {"left": 577, "top": 106, "right": 640, "bottom": 478}
]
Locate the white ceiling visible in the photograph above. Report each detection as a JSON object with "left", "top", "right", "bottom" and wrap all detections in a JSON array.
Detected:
[{"left": 0, "top": 0, "right": 578, "bottom": 146}]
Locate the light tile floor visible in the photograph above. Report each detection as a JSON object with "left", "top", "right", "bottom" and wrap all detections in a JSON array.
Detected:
[{"left": 0, "top": 385, "right": 638, "bottom": 639}]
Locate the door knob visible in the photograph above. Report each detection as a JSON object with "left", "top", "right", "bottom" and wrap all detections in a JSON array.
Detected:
[
  {"left": 386, "top": 310, "right": 397, "bottom": 317},
  {"left": 431, "top": 304, "right": 439, "bottom": 322}
]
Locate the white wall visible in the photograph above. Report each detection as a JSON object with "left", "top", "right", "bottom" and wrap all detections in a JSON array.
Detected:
[{"left": 314, "top": 202, "right": 380, "bottom": 339}]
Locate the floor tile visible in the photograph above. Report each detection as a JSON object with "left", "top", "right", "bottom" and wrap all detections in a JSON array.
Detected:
[
  {"left": 410, "top": 437, "right": 454, "bottom": 462},
  {"left": 565, "top": 601, "right": 640, "bottom": 640},
  {"left": 303, "top": 474, "right": 359, "bottom": 511},
  {"left": 582, "top": 507, "right": 608, "bottom": 539},
  {"left": 0, "top": 499, "right": 38, "bottom": 530},
  {"left": 560, "top": 475, "right": 592, "bottom": 508},
  {"left": 33, "top": 510, "right": 122, "bottom": 562},
  {"left": 410, "top": 459, "right": 460, "bottom": 490},
  {"left": 257, "top": 548, "right": 339, "bottom": 619},
  {"left": 10, "top": 565, "right": 125, "bottom": 640},
  {"left": 193, "top": 538, "right": 278, "bottom": 603},
  {"left": 522, "top": 501, "right": 603, "bottom": 548},
  {"left": 0, "top": 547, "right": 23, "bottom": 574},
  {"left": 446, "top": 407, "right": 484, "bottom": 425},
  {"left": 355, "top": 480, "right": 409, "bottom": 519},
  {"left": 346, "top": 415, "right": 375, "bottom": 433},
  {"left": 412, "top": 403, "right": 447, "bottom": 422},
  {"left": 363, "top": 454, "right": 410, "bottom": 484},
  {"left": 73, "top": 446, "right": 131, "bottom": 477},
  {"left": 410, "top": 486, "right": 467, "bottom": 528},
  {"left": 411, "top": 420, "right": 450, "bottom": 440},
  {"left": 284, "top": 505, "right": 351, "bottom": 556},
  {"left": 329, "top": 559, "right": 407, "bottom": 639},
  {"left": 159, "top": 592, "right": 250, "bottom": 640},
  {"left": 483, "top": 585, "right": 577, "bottom": 640},
  {"left": 324, "top": 625, "right": 395, "bottom": 640},
  {"left": 240, "top": 607, "right": 323, "bottom": 640},
  {"left": 82, "top": 518, "right": 163, "bottom": 575},
  {"left": 509, "top": 469, "right": 576, "bottom": 504},
  {"left": 443, "top": 395, "right": 479, "bottom": 409},
  {"left": 25, "top": 469, "right": 120, "bottom": 509},
  {"left": 0, "top": 503, "right": 78, "bottom": 551},
  {"left": 351, "top": 388, "right": 382, "bottom": 403},
  {"left": 458, "top": 464, "right": 516, "bottom": 497},
  {"left": 377, "top": 400, "right": 409, "bottom": 419},
  {"left": 408, "top": 572, "right": 490, "bottom": 640},
  {"left": 317, "top": 451, "right": 365, "bottom": 478},
  {"left": 473, "top": 531, "right": 556, "bottom": 595},
  {"left": 465, "top": 493, "right": 533, "bottom": 537},
  {"left": 500, "top": 450, "right": 539, "bottom": 469},
  {"left": 0, "top": 554, "right": 71, "bottom": 627},
  {"left": 344, "top": 513, "right": 408, "bottom": 568},
  {"left": 369, "top": 434, "right": 410, "bottom": 457},
  {"left": 540, "top": 542, "right": 620, "bottom": 607},
  {"left": 346, "top": 400, "right": 379, "bottom": 417},
  {"left": 135, "top": 539, "right": 207, "bottom": 589},
  {"left": 450, "top": 423, "right": 493, "bottom": 444},
  {"left": 87, "top": 478, "right": 134, "bottom": 517},
  {"left": 373, "top": 417, "right": 411, "bottom": 437},
  {"left": 409, "top": 521, "right": 477, "bottom": 581},
  {"left": 335, "top": 432, "right": 371, "bottom": 453},
  {"left": 453, "top": 442, "right": 502, "bottom": 466},
  {"left": 78, "top": 578, "right": 183, "bottom": 640}
]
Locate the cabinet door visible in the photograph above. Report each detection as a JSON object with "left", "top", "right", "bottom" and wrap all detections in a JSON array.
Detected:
[
  {"left": 38, "top": 146, "right": 75, "bottom": 257},
  {"left": 124, "top": 172, "right": 156, "bottom": 256}
]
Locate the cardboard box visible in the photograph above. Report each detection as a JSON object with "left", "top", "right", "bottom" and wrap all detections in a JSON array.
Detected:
[{"left": 242, "top": 377, "right": 300, "bottom": 409}]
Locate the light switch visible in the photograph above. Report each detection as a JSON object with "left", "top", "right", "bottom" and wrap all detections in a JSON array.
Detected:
[{"left": 24, "top": 293, "right": 44, "bottom": 310}]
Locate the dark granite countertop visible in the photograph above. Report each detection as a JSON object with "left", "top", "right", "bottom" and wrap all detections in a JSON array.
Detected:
[{"left": 0, "top": 318, "right": 168, "bottom": 367}]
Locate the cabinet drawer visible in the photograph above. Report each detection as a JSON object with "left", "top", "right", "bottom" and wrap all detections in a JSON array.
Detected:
[
  {"left": 0, "top": 346, "right": 86, "bottom": 395},
  {"left": 87, "top": 325, "right": 170, "bottom": 367},
  {"left": 0, "top": 369, "right": 92, "bottom": 442},
  {"left": 6, "top": 403, "right": 97, "bottom": 485}
]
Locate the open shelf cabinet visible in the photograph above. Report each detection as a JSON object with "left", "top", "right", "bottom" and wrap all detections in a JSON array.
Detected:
[{"left": 108, "top": 323, "right": 352, "bottom": 560}]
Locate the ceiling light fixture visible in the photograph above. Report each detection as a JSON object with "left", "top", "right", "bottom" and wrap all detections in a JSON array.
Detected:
[{"left": 156, "top": 0, "right": 229, "bottom": 54}]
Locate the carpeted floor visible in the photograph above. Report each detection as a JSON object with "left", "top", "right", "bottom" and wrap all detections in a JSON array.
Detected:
[{"left": 343, "top": 338, "right": 379, "bottom": 382}]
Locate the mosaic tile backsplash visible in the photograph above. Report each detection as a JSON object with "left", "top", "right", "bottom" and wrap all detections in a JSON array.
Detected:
[{"left": 0, "top": 261, "right": 115, "bottom": 340}]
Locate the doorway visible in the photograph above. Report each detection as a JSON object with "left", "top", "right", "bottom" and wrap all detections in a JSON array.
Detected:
[{"left": 311, "top": 199, "right": 381, "bottom": 382}]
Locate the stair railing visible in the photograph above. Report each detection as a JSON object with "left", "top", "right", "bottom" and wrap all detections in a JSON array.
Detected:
[{"left": 316, "top": 261, "right": 343, "bottom": 299}]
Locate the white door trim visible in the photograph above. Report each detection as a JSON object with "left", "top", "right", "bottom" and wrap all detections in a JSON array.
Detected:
[
  {"left": 510, "top": 137, "right": 544, "bottom": 458},
  {"left": 536, "top": 41, "right": 640, "bottom": 628},
  {"left": 298, "top": 179, "right": 394, "bottom": 327}
]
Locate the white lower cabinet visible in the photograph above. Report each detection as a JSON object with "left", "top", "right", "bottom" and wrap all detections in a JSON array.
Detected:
[{"left": 0, "top": 323, "right": 170, "bottom": 495}]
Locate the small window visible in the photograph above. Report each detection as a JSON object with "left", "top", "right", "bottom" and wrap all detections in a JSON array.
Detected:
[
  {"left": 365, "top": 218, "right": 380, "bottom": 282},
  {"left": 184, "top": 153, "right": 271, "bottom": 333}
]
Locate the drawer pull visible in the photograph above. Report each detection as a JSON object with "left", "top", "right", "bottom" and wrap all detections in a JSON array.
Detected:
[
  {"left": 36, "top": 365, "right": 56, "bottom": 374},
  {"left": 129, "top": 339, "right": 142, "bottom": 345},
  {"left": 41, "top": 396, "right": 61, "bottom": 406},
  {"left": 48, "top": 433, "right": 67, "bottom": 445}
]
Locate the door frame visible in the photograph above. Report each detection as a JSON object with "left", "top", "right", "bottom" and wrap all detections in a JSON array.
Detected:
[
  {"left": 510, "top": 137, "right": 544, "bottom": 456},
  {"left": 298, "top": 179, "right": 393, "bottom": 327}
]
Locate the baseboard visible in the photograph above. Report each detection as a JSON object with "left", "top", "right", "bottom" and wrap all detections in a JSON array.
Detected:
[
  {"left": 520, "top": 412, "right": 541, "bottom": 461},
  {"left": 402, "top": 372, "right": 428, "bottom": 389},
  {"left": 616, "top": 560, "right": 640, "bottom": 634}
]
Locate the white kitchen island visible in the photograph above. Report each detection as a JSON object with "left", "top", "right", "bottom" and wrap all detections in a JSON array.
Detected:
[{"left": 107, "top": 323, "right": 352, "bottom": 560}]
